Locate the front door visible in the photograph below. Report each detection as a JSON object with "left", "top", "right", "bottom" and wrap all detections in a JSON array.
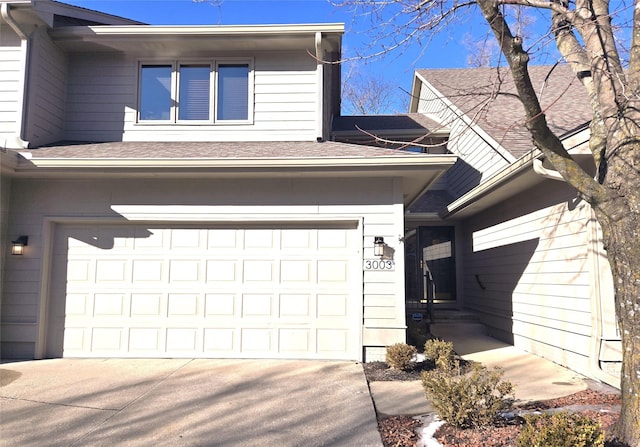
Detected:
[{"left": 405, "top": 226, "right": 456, "bottom": 316}]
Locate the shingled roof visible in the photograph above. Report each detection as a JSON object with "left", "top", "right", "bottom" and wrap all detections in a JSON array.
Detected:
[
  {"left": 20, "top": 140, "right": 418, "bottom": 161},
  {"left": 415, "top": 64, "right": 592, "bottom": 158}
]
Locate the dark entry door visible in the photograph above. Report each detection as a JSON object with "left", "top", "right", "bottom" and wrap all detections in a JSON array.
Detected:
[{"left": 405, "top": 226, "right": 456, "bottom": 313}]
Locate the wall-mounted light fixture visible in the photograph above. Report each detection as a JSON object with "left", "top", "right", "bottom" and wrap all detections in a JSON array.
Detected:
[
  {"left": 11, "top": 235, "right": 28, "bottom": 255},
  {"left": 373, "top": 236, "right": 385, "bottom": 257}
]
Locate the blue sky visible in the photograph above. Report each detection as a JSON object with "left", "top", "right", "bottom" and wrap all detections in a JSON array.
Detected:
[{"left": 55, "top": 0, "right": 538, "bottom": 113}]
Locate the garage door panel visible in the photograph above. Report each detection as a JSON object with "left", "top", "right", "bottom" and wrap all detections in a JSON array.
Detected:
[
  {"left": 131, "top": 293, "right": 163, "bottom": 316},
  {"left": 243, "top": 260, "right": 273, "bottom": 281},
  {"left": 317, "top": 294, "right": 348, "bottom": 317},
  {"left": 95, "top": 259, "right": 128, "bottom": 282},
  {"left": 279, "top": 328, "right": 311, "bottom": 353},
  {"left": 54, "top": 225, "right": 359, "bottom": 359},
  {"left": 134, "top": 228, "right": 166, "bottom": 249},
  {"left": 91, "top": 327, "right": 124, "bottom": 352},
  {"left": 166, "top": 328, "right": 199, "bottom": 352},
  {"left": 242, "top": 328, "right": 272, "bottom": 352},
  {"left": 169, "top": 260, "right": 201, "bottom": 282},
  {"left": 167, "top": 294, "right": 199, "bottom": 316},
  {"left": 207, "top": 229, "right": 240, "bottom": 249},
  {"left": 317, "top": 329, "right": 349, "bottom": 353},
  {"left": 317, "top": 260, "right": 349, "bottom": 283},
  {"left": 244, "top": 229, "right": 275, "bottom": 249},
  {"left": 280, "top": 260, "right": 311, "bottom": 282},
  {"left": 279, "top": 294, "right": 311, "bottom": 318},
  {"left": 132, "top": 260, "right": 163, "bottom": 282},
  {"left": 129, "top": 328, "right": 162, "bottom": 352},
  {"left": 66, "top": 294, "right": 89, "bottom": 316},
  {"left": 281, "top": 229, "right": 313, "bottom": 249},
  {"left": 170, "top": 229, "right": 203, "bottom": 249},
  {"left": 205, "top": 294, "right": 236, "bottom": 316},
  {"left": 63, "top": 327, "right": 86, "bottom": 352},
  {"left": 242, "top": 294, "right": 273, "bottom": 317},
  {"left": 204, "top": 328, "right": 235, "bottom": 352},
  {"left": 206, "top": 260, "right": 237, "bottom": 282},
  {"left": 93, "top": 293, "right": 126, "bottom": 317}
]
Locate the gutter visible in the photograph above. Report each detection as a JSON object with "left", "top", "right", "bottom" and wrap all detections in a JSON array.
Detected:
[
  {"left": 13, "top": 154, "right": 457, "bottom": 170},
  {"left": 441, "top": 150, "right": 539, "bottom": 218},
  {"left": 1, "top": 2, "right": 30, "bottom": 149},
  {"left": 315, "top": 31, "right": 324, "bottom": 142}
]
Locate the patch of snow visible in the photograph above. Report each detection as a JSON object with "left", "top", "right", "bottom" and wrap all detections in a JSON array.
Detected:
[{"left": 415, "top": 413, "right": 445, "bottom": 447}]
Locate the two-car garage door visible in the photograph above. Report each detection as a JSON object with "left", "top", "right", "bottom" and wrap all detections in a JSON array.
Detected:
[{"left": 49, "top": 224, "right": 361, "bottom": 360}]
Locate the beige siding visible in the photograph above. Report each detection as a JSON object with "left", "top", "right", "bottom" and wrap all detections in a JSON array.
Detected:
[
  {"left": 415, "top": 81, "right": 512, "bottom": 197},
  {"left": 63, "top": 51, "right": 320, "bottom": 143},
  {"left": 24, "top": 29, "right": 67, "bottom": 147},
  {"left": 0, "top": 26, "right": 22, "bottom": 146},
  {"left": 1, "top": 176, "right": 406, "bottom": 359},
  {"left": 462, "top": 180, "right": 598, "bottom": 372}
]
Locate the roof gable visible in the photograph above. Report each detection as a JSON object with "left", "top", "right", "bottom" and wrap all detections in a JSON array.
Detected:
[{"left": 414, "top": 64, "right": 591, "bottom": 159}]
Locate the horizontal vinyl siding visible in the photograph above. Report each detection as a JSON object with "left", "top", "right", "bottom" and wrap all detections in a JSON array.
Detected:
[
  {"left": 25, "top": 29, "right": 67, "bottom": 147},
  {"left": 64, "top": 53, "right": 135, "bottom": 142},
  {"left": 63, "top": 51, "right": 319, "bottom": 143},
  {"left": 462, "top": 182, "right": 594, "bottom": 367},
  {"left": 416, "top": 82, "right": 511, "bottom": 197},
  {"left": 2, "top": 177, "right": 406, "bottom": 358},
  {"left": 0, "top": 25, "right": 22, "bottom": 145}
]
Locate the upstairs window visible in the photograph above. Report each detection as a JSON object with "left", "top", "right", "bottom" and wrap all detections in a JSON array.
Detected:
[
  {"left": 140, "top": 65, "right": 172, "bottom": 121},
  {"left": 217, "top": 64, "right": 249, "bottom": 121},
  {"left": 178, "top": 65, "right": 211, "bottom": 121},
  {"left": 138, "top": 60, "right": 252, "bottom": 123}
]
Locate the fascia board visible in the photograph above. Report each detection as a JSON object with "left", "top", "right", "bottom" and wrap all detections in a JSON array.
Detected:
[
  {"left": 442, "top": 126, "right": 591, "bottom": 219},
  {"left": 52, "top": 23, "right": 345, "bottom": 38},
  {"left": 443, "top": 150, "right": 539, "bottom": 219},
  {"left": 409, "top": 71, "right": 428, "bottom": 113}
]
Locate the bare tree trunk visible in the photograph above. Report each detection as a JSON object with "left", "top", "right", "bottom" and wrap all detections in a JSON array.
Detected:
[
  {"left": 595, "top": 132, "right": 640, "bottom": 444},
  {"left": 596, "top": 208, "right": 640, "bottom": 445}
]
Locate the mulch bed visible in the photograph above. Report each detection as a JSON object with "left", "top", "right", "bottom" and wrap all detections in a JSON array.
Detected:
[{"left": 364, "top": 362, "right": 628, "bottom": 447}]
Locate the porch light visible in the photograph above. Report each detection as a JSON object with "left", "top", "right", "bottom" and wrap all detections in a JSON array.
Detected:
[
  {"left": 11, "top": 235, "right": 28, "bottom": 255},
  {"left": 373, "top": 236, "right": 385, "bottom": 257}
]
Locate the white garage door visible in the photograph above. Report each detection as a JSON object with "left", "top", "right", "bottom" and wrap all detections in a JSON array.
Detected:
[{"left": 50, "top": 224, "right": 361, "bottom": 360}]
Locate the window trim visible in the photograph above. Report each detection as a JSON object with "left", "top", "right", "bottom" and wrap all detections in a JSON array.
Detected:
[{"left": 137, "top": 58, "right": 254, "bottom": 125}]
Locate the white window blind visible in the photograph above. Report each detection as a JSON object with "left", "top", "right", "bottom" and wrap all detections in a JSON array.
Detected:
[
  {"left": 217, "top": 64, "right": 249, "bottom": 121},
  {"left": 178, "top": 65, "right": 210, "bottom": 121}
]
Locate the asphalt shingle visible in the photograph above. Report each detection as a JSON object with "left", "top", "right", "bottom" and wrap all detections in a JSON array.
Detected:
[{"left": 416, "top": 64, "right": 592, "bottom": 158}]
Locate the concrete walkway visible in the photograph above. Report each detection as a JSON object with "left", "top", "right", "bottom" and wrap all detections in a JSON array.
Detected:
[{"left": 0, "top": 358, "right": 383, "bottom": 447}]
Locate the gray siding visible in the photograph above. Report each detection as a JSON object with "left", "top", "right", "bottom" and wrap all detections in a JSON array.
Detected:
[
  {"left": 63, "top": 51, "right": 320, "bottom": 143},
  {"left": 24, "top": 28, "right": 67, "bottom": 147},
  {"left": 462, "top": 180, "right": 597, "bottom": 373},
  {"left": 0, "top": 26, "right": 22, "bottom": 147}
]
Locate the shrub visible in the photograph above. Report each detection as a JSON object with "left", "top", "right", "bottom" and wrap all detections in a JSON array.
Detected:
[
  {"left": 424, "top": 338, "right": 456, "bottom": 371},
  {"left": 406, "top": 318, "right": 430, "bottom": 349},
  {"left": 516, "top": 412, "right": 604, "bottom": 447},
  {"left": 385, "top": 343, "right": 417, "bottom": 371},
  {"left": 421, "top": 363, "right": 514, "bottom": 429}
]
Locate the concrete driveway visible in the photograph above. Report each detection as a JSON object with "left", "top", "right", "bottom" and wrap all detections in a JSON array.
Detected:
[{"left": 0, "top": 359, "right": 383, "bottom": 447}]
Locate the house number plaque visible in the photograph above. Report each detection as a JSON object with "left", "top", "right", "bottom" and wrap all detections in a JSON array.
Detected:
[{"left": 363, "top": 259, "right": 395, "bottom": 271}]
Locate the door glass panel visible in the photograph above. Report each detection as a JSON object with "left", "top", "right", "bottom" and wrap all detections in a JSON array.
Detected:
[{"left": 420, "top": 227, "right": 456, "bottom": 303}]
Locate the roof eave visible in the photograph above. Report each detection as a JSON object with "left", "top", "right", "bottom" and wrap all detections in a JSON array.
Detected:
[
  {"left": 442, "top": 127, "right": 591, "bottom": 219},
  {"left": 11, "top": 154, "right": 458, "bottom": 207}
]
